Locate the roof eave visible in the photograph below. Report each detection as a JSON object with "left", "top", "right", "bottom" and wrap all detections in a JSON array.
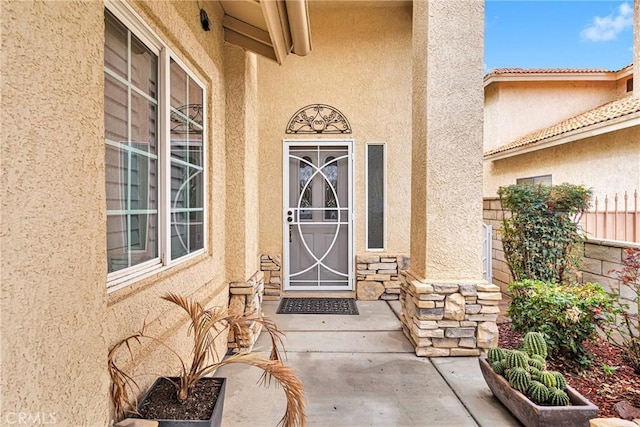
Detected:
[
  {"left": 484, "top": 112, "right": 640, "bottom": 161},
  {"left": 483, "top": 72, "right": 618, "bottom": 87}
]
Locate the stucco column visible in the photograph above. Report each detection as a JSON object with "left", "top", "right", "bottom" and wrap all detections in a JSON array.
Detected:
[
  {"left": 224, "top": 46, "right": 260, "bottom": 281},
  {"left": 634, "top": 0, "right": 639, "bottom": 97},
  {"left": 410, "top": 0, "right": 485, "bottom": 282}
]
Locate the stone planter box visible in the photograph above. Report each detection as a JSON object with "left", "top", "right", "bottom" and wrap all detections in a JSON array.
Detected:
[{"left": 479, "top": 358, "right": 598, "bottom": 427}]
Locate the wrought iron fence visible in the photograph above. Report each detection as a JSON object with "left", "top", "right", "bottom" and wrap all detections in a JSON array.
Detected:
[{"left": 581, "top": 190, "right": 639, "bottom": 243}]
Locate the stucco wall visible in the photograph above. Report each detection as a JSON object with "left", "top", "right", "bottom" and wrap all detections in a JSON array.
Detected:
[
  {"left": 225, "top": 45, "right": 260, "bottom": 281},
  {"left": 1, "top": 1, "right": 110, "bottom": 424},
  {"left": 257, "top": 3, "right": 413, "bottom": 257},
  {"left": 1, "top": 0, "right": 231, "bottom": 424},
  {"left": 483, "top": 126, "right": 640, "bottom": 199},
  {"left": 484, "top": 80, "right": 619, "bottom": 152},
  {"left": 635, "top": 0, "right": 640, "bottom": 98},
  {"left": 410, "top": 0, "right": 485, "bottom": 280}
]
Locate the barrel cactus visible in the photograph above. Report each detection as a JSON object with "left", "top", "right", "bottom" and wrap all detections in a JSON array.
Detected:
[
  {"left": 528, "top": 357, "right": 545, "bottom": 371},
  {"left": 548, "top": 387, "right": 570, "bottom": 406},
  {"left": 550, "top": 371, "right": 567, "bottom": 391},
  {"left": 530, "top": 354, "right": 547, "bottom": 369},
  {"left": 491, "top": 359, "right": 506, "bottom": 375},
  {"left": 539, "top": 371, "right": 557, "bottom": 389},
  {"left": 507, "top": 367, "right": 531, "bottom": 394},
  {"left": 526, "top": 380, "right": 550, "bottom": 405},
  {"left": 505, "top": 350, "right": 529, "bottom": 370},
  {"left": 523, "top": 331, "right": 548, "bottom": 358},
  {"left": 487, "top": 347, "right": 506, "bottom": 364},
  {"left": 527, "top": 366, "right": 542, "bottom": 380}
]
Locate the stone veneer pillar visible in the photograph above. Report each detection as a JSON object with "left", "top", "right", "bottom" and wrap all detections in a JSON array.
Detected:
[{"left": 406, "top": 0, "right": 498, "bottom": 356}]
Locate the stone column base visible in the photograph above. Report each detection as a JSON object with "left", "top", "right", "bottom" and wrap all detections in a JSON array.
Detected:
[
  {"left": 227, "top": 270, "right": 264, "bottom": 352},
  {"left": 260, "top": 254, "right": 282, "bottom": 300},
  {"left": 400, "top": 270, "right": 500, "bottom": 357}
]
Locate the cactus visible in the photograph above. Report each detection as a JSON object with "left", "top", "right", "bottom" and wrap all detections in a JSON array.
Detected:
[
  {"left": 530, "top": 354, "right": 547, "bottom": 368},
  {"left": 487, "top": 347, "right": 505, "bottom": 364},
  {"left": 507, "top": 367, "right": 531, "bottom": 394},
  {"left": 539, "top": 371, "right": 558, "bottom": 389},
  {"left": 526, "top": 381, "right": 550, "bottom": 405},
  {"left": 548, "top": 387, "right": 570, "bottom": 406},
  {"left": 527, "top": 366, "right": 542, "bottom": 380},
  {"left": 528, "top": 357, "right": 544, "bottom": 371},
  {"left": 505, "top": 350, "right": 529, "bottom": 369},
  {"left": 491, "top": 360, "right": 506, "bottom": 375},
  {"left": 523, "top": 332, "right": 548, "bottom": 358},
  {"left": 550, "top": 371, "right": 567, "bottom": 391}
]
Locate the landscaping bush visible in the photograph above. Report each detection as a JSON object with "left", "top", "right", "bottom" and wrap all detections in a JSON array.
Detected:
[
  {"left": 498, "top": 183, "right": 592, "bottom": 283},
  {"left": 508, "top": 279, "right": 616, "bottom": 364},
  {"left": 600, "top": 248, "right": 640, "bottom": 374}
]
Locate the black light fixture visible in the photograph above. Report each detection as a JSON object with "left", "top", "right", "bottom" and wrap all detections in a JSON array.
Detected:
[{"left": 198, "top": 1, "right": 210, "bottom": 31}]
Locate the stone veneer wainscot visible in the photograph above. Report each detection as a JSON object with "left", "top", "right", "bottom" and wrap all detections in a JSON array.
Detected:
[
  {"left": 227, "top": 270, "right": 265, "bottom": 352},
  {"left": 400, "top": 270, "right": 500, "bottom": 356},
  {"left": 356, "top": 254, "right": 410, "bottom": 300}
]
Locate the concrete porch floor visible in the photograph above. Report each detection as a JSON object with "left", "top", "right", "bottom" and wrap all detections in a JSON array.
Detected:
[{"left": 216, "top": 300, "right": 521, "bottom": 427}]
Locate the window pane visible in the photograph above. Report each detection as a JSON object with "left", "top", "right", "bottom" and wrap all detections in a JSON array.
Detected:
[
  {"left": 323, "top": 156, "right": 338, "bottom": 220},
  {"left": 170, "top": 60, "right": 187, "bottom": 110},
  {"left": 105, "top": 11, "right": 159, "bottom": 274},
  {"left": 131, "top": 92, "right": 157, "bottom": 153},
  {"left": 104, "top": 11, "right": 127, "bottom": 79},
  {"left": 130, "top": 35, "right": 157, "bottom": 98},
  {"left": 105, "top": 145, "right": 127, "bottom": 211},
  {"left": 367, "top": 145, "right": 384, "bottom": 249},
  {"left": 104, "top": 75, "right": 128, "bottom": 143}
]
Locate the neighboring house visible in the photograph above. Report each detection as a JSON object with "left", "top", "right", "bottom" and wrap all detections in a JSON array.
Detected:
[
  {"left": 1, "top": 1, "right": 491, "bottom": 424},
  {"left": 483, "top": 65, "right": 640, "bottom": 200}
]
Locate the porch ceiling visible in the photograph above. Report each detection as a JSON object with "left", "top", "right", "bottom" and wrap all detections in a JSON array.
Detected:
[{"left": 218, "top": 0, "right": 311, "bottom": 64}]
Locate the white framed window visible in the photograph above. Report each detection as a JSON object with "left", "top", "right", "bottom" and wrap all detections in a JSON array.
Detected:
[
  {"left": 516, "top": 174, "right": 552, "bottom": 186},
  {"left": 366, "top": 143, "right": 386, "bottom": 251},
  {"left": 104, "top": 2, "right": 207, "bottom": 290}
]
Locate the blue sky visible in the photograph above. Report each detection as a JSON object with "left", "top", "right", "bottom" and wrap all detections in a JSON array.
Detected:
[{"left": 485, "top": 1, "right": 634, "bottom": 72}]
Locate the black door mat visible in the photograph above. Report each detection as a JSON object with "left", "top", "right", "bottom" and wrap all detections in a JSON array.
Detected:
[{"left": 276, "top": 298, "right": 359, "bottom": 315}]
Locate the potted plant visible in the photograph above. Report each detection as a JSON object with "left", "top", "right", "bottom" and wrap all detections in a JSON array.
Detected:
[
  {"left": 108, "top": 293, "right": 305, "bottom": 427},
  {"left": 480, "top": 332, "right": 598, "bottom": 427}
]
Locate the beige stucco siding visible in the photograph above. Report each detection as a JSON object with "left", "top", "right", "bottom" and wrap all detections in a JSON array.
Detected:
[
  {"left": 1, "top": 1, "right": 110, "bottom": 424},
  {"left": 257, "top": 4, "right": 413, "bottom": 256},
  {"left": 484, "top": 126, "right": 640, "bottom": 200},
  {"left": 484, "top": 80, "right": 619, "bottom": 151},
  {"left": 1, "top": 1, "right": 231, "bottom": 424}
]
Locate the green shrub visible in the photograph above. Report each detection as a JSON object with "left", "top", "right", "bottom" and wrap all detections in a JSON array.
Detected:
[
  {"left": 498, "top": 183, "right": 591, "bottom": 283},
  {"left": 508, "top": 279, "right": 616, "bottom": 362}
]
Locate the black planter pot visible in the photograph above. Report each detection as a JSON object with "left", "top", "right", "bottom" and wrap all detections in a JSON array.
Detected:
[
  {"left": 479, "top": 358, "right": 598, "bottom": 427},
  {"left": 136, "top": 377, "right": 226, "bottom": 427}
]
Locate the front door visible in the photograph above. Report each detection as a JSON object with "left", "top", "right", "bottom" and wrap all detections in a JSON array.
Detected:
[{"left": 283, "top": 140, "right": 353, "bottom": 291}]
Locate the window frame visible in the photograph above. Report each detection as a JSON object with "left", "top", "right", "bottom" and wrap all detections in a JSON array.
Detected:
[
  {"left": 365, "top": 142, "right": 386, "bottom": 251},
  {"left": 516, "top": 174, "right": 552, "bottom": 186},
  {"left": 105, "top": 1, "right": 208, "bottom": 292}
]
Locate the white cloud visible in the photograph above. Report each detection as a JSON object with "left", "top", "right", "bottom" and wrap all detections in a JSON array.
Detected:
[{"left": 580, "top": 2, "right": 633, "bottom": 42}]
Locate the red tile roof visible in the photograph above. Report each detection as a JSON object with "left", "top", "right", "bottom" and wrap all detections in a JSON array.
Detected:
[
  {"left": 484, "top": 96, "right": 640, "bottom": 158},
  {"left": 485, "top": 64, "right": 632, "bottom": 78}
]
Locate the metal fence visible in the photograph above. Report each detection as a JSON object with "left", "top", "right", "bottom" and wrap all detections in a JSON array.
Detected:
[{"left": 581, "top": 190, "right": 639, "bottom": 243}]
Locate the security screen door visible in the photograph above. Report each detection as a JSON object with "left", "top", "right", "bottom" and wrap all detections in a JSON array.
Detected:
[{"left": 283, "top": 140, "right": 353, "bottom": 291}]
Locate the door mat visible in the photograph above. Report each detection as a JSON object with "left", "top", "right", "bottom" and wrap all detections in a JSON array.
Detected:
[{"left": 276, "top": 298, "right": 359, "bottom": 315}]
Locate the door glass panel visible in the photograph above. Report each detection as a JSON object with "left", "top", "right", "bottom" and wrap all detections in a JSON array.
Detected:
[{"left": 286, "top": 144, "right": 351, "bottom": 290}]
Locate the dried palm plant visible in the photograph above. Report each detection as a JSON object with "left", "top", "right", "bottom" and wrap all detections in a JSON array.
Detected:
[{"left": 108, "top": 293, "right": 305, "bottom": 427}]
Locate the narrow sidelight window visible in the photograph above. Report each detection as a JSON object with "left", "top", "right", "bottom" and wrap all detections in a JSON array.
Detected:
[{"left": 366, "top": 143, "right": 385, "bottom": 250}]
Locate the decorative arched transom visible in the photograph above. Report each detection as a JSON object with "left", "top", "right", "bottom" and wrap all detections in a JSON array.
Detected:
[{"left": 285, "top": 104, "right": 352, "bottom": 134}]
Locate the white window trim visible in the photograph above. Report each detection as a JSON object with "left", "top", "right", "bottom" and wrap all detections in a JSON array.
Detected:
[
  {"left": 105, "top": 1, "right": 208, "bottom": 292},
  {"left": 365, "top": 142, "right": 386, "bottom": 252}
]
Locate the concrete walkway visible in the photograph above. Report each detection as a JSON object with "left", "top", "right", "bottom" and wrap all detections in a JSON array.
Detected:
[{"left": 217, "top": 300, "right": 521, "bottom": 427}]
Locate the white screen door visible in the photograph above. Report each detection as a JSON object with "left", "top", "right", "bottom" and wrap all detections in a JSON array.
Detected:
[{"left": 283, "top": 140, "right": 353, "bottom": 291}]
